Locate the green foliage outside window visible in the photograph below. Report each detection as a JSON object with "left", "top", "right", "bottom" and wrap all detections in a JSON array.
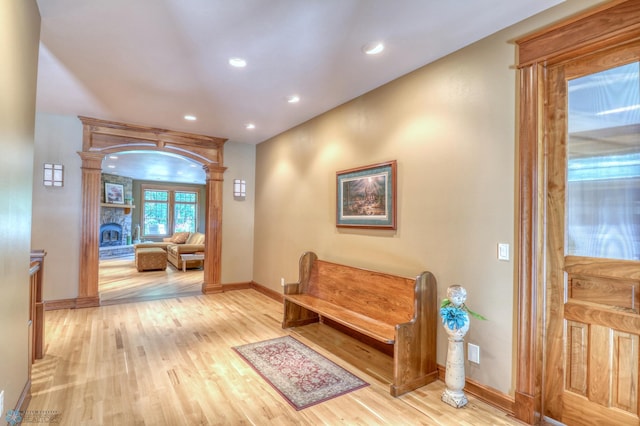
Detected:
[
  {"left": 145, "top": 190, "right": 168, "bottom": 201},
  {"left": 174, "top": 191, "right": 197, "bottom": 233},
  {"left": 143, "top": 190, "right": 169, "bottom": 236},
  {"left": 175, "top": 192, "right": 196, "bottom": 203},
  {"left": 142, "top": 188, "right": 198, "bottom": 236}
]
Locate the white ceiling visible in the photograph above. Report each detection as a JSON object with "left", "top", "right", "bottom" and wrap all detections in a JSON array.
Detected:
[
  {"left": 102, "top": 151, "right": 206, "bottom": 184},
  {"left": 35, "top": 0, "right": 564, "bottom": 182}
]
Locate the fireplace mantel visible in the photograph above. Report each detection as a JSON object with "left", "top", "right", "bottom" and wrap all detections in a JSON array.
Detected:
[{"left": 101, "top": 203, "right": 135, "bottom": 214}]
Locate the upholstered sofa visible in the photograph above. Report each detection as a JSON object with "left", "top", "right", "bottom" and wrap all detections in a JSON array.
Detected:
[
  {"left": 134, "top": 231, "right": 205, "bottom": 270},
  {"left": 166, "top": 232, "right": 205, "bottom": 270}
]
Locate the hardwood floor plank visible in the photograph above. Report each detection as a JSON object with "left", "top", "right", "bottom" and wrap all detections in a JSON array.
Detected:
[
  {"left": 30, "top": 290, "right": 520, "bottom": 425},
  {"left": 99, "top": 255, "right": 202, "bottom": 304}
]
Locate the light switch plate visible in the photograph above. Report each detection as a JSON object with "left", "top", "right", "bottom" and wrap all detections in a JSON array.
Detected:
[{"left": 498, "top": 243, "right": 509, "bottom": 261}]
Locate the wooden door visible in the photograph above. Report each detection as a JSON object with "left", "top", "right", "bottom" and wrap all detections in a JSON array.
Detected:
[{"left": 543, "top": 44, "right": 640, "bottom": 425}]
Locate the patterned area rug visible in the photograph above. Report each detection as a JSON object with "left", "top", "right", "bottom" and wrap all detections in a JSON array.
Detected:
[{"left": 233, "top": 336, "right": 369, "bottom": 410}]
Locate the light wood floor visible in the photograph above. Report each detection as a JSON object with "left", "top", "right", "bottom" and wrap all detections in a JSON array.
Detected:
[
  {"left": 99, "top": 255, "right": 202, "bottom": 304},
  {"left": 30, "top": 289, "right": 523, "bottom": 425}
]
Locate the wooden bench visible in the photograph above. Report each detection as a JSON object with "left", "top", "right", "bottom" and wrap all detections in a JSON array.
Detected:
[{"left": 282, "top": 251, "right": 438, "bottom": 396}]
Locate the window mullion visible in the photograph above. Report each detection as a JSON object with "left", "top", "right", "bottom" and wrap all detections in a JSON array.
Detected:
[{"left": 168, "top": 190, "right": 175, "bottom": 234}]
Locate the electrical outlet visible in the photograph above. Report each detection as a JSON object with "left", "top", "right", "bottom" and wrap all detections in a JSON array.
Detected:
[
  {"left": 280, "top": 277, "right": 285, "bottom": 287},
  {"left": 468, "top": 343, "right": 480, "bottom": 364}
]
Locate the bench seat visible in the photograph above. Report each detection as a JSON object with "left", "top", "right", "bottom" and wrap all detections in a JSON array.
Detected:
[{"left": 284, "top": 294, "right": 395, "bottom": 343}]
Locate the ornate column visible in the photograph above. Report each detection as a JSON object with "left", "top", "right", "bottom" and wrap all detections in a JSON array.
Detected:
[
  {"left": 514, "top": 61, "right": 542, "bottom": 425},
  {"left": 202, "top": 163, "right": 227, "bottom": 294},
  {"left": 441, "top": 285, "right": 470, "bottom": 408},
  {"left": 77, "top": 151, "right": 104, "bottom": 307}
]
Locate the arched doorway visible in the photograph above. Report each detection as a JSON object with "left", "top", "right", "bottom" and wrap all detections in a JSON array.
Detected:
[{"left": 76, "top": 116, "right": 227, "bottom": 307}]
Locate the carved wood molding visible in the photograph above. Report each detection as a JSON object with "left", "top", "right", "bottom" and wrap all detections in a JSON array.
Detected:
[
  {"left": 79, "top": 116, "right": 226, "bottom": 165},
  {"left": 517, "top": 0, "right": 640, "bottom": 67},
  {"left": 514, "top": 1, "right": 640, "bottom": 424},
  {"left": 77, "top": 117, "right": 227, "bottom": 305}
]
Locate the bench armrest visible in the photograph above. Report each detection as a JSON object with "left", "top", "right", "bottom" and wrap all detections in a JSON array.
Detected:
[
  {"left": 282, "top": 251, "right": 317, "bottom": 295},
  {"left": 283, "top": 282, "right": 301, "bottom": 295}
]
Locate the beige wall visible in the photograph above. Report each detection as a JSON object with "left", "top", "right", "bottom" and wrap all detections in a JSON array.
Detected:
[
  {"left": 0, "top": 0, "right": 40, "bottom": 413},
  {"left": 253, "top": 0, "right": 605, "bottom": 395},
  {"left": 32, "top": 114, "right": 83, "bottom": 301},
  {"left": 221, "top": 141, "right": 256, "bottom": 284},
  {"left": 32, "top": 113, "right": 257, "bottom": 298}
]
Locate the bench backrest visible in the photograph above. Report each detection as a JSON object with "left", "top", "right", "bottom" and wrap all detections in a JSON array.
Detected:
[{"left": 307, "top": 259, "right": 416, "bottom": 326}]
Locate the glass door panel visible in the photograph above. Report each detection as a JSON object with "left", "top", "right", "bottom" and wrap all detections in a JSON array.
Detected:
[{"left": 566, "top": 62, "right": 640, "bottom": 260}]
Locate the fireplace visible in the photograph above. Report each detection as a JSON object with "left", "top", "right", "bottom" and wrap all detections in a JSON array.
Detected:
[{"left": 100, "top": 223, "right": 123, "bottom": 247}]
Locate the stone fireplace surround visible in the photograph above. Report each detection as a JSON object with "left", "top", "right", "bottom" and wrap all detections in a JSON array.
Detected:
[
  {"left": 100, "top": 174, "right": 134, "bottom": 259},
  {"left": 100, "top": 222, "right": 123, "bottom": 246},
  {"left": 99, "top": 206, "right": 133, "bottom": 258}
]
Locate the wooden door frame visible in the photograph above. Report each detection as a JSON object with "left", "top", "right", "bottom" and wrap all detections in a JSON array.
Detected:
[
  {"left": 76, "top": 117, "right": 227, "bottom": 308},
  {"left": 514, "top": 1, "right": 640, "bottom": 423}
]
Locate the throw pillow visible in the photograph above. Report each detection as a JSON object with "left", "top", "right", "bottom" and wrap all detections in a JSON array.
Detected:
[
  {"left": 170, "top": 232, "right": 190, "bottom": 244},
  {"left": 186, "top": 232, "right": 205, "bottom": 245}
]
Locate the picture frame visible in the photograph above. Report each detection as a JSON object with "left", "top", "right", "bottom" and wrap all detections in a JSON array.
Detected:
[
  {"left": 336, "top": 160, "right": 397, "bottom": 229},
  {"left": 105, "top": 182, "right": 125, "bottom": 204}
]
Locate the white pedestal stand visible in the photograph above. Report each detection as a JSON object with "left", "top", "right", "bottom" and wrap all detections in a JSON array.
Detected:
[
  {"left": 441, "top": 285, "right": 469, "bottom": 408},
  {"left": 132, "top": 224, "right": 141, "bottom": 244}
]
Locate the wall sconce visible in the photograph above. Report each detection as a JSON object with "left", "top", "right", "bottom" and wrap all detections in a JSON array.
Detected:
[
  {"left": 43, "top": 163, "right": 64, "bottom": 187},
  {"left": 233, "top": 179, "right": 246, "bottom": 198}
]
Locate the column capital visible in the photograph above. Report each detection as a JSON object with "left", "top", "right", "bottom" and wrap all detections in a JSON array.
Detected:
[
  {"left": 77, "top": 151, "right": 105, "bottom": 169},
  {"left": 203, "top": 163, "right": 227, "bottom": 181}
]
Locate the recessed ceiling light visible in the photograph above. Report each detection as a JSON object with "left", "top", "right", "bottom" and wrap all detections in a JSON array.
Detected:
[
  {"left": 229, "top": 57, "right": 247, "bottom": 68},
  {"left": 246, "top": 123, "right": 256, "bottom": 130},
  {"left": 287, "top": 95, "right": 300, "bottom": 103},
  {"left": 362, "top": 42, "right": 384, "bottom": 55},
  {"left": 184, "top": 115, "right": 197, "bottom": 121}
]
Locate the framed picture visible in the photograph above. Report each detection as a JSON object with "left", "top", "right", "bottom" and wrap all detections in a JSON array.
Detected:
[
  {"left": 336, "top": 160, "right": 397, "bottom": 229},
  {"left": 105, "top": 182, "right": 124, "bottom": 204}
]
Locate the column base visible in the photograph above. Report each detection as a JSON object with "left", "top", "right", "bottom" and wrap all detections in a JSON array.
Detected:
[
  {"left": 202, "top": 282, "right": 223, "bottom": 294},
  {"left": 441, "top": 388, "right": 468, "bottom": 408}
]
